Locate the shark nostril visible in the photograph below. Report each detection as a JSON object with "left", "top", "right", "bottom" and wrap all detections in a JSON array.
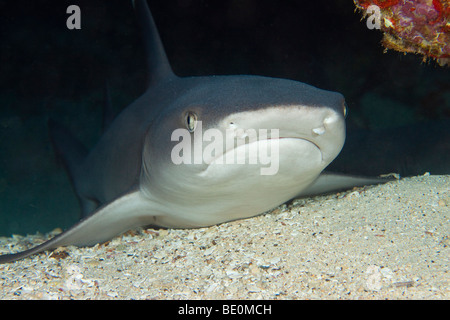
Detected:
[
  {"left": 312, "top": 126, "right": 326, "bottom": 136},
  {"left": 323, "top": 114, "right": 338, "bottom": 126}
]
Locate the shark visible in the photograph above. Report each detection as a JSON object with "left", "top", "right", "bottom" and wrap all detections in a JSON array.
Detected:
[{"left": 0, "top": 0, "right": 389, "bottom": 263}]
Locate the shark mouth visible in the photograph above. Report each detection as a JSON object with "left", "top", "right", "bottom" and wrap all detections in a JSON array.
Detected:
[{"left": 197, "top": 136, "right": 322, "bottom": 177}]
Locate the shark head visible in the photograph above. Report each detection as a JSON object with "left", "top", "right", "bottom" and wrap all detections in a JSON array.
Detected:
[{"left": 141, "top": 75, "right": 346, "bottom": 227}]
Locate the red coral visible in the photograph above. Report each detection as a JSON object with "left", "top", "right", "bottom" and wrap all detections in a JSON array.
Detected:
[
  {"left": 433, "top": 0, "right": 443, "bottom": 12},
  {"left": 374, "top": 0, "right": 400, "bottom": 9},
  {"left": 354, "top": 0, "right": 450, "bottom": 66},
  {"left": 358, "top": 0, "right": 400, "bottom": 9},
  {"left": 431, "top": 0, "right": 450, "bottom": 24},
  {"left": 432, "top": 0, "right": 450, "bottom": 16}
]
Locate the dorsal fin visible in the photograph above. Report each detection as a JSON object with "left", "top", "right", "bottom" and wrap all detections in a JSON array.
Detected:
[{"left": 132, "top": 0, "right": 175, "bottom": 86}]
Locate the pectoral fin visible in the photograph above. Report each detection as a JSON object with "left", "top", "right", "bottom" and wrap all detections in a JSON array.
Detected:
[
  {"left": 0, "top": 189, "right": 159, "bottom": 264},
  {"left": 299, "top": 172, "right": 396, "bottom": 197}
]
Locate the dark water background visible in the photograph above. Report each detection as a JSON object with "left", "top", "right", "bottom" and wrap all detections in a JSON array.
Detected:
[{"left": 0, "top": 0, "right": 448, "bottom": 237}]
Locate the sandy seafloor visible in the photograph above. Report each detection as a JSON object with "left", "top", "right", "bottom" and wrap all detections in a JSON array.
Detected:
[{"left": 0, "top": 174, "right": 448, "bottom": 300}]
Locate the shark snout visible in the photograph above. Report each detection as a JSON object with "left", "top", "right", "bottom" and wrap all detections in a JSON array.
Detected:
[
  {"left": 308, "top": 108, "right": 346, "bottom": 164},
  {"left": 311, "top": 111, "right": 342, "bottom": 137},
  {"left": 218, "top": 104, "right": 345, "bottom": 164}
]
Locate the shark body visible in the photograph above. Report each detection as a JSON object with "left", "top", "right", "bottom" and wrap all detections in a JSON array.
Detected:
[{"left": 0, "top": 0, "right": 388, "bottom": 263}]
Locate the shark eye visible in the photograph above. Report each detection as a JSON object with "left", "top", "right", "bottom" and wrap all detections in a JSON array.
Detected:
[{"left": 185, "top": 111, "right": 198, "bottom": 132}]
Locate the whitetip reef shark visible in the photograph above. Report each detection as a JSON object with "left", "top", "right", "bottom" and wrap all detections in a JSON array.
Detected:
[{"left": 0, "top": 0, "right": 390, "bottom": 263}]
